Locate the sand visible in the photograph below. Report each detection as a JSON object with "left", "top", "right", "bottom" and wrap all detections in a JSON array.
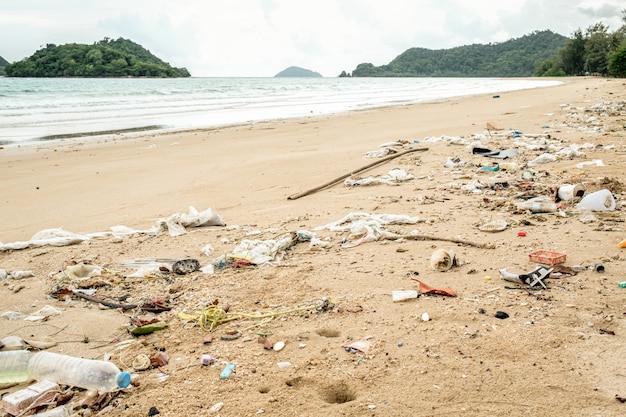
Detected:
[{"left": 1, "top": 76, "right": 625, "bottom": 416}]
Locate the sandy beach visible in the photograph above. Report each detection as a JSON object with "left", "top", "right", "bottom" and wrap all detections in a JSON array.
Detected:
[{"left": 1, "top": 76, "right": 625, "bottom": 416}]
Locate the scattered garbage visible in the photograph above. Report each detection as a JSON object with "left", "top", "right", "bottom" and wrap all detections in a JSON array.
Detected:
[
  {"left": 495, "top": 311, "right": 509, "bottom": 319},
  {"left": 529, "top": 250, "right": 567, "bottom": 266},
  {"left": 576, "top": 189, "right": 616, "bottom": 211},
  {"left": 478, "top": 220, "right": 508, "bottom": 232},
  {"left": 219, "top": 363, "right": 236, "bottom": 380},
  {"left": 430, "top": 249, "right": 456, "bottom": 271},
  {"left": 499, "top": 266, "right": 553, "bottom": 289},
  {"left": 392, "top": 289, "right": 419, "bottom": 302},
  {"left": 557, "top": 183, "right": 585, "bottom": 201}
]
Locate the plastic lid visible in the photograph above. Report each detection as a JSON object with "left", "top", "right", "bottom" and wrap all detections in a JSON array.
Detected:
[{"left": 117, "top": 372, "right": 131, "bottom": 388}]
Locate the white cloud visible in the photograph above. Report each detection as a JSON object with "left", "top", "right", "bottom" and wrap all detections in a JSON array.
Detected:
[{"left": 0, "top": 0, "right": 624, "bottom": 77}]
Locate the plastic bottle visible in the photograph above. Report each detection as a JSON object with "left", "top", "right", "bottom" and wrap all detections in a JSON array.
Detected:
[
  {"left": 0, "top": 350, "right": 32, "bottom": 384},
  {"left": 27, "top": 351, "right": 130, "bottom": 392},
  {"left": 516, "top": 201, "right": 558, "bottom": 213},
  {"left": 392, "top": 290, "right": 419, "bottom": 302}
]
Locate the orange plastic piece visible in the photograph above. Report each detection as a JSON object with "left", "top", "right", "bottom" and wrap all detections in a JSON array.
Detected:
[{"left": 411, "top": 278, "right": 457, "bottom": 297}]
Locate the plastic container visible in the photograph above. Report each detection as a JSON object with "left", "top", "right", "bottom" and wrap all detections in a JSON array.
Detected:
[
  {"left": 529, "top": 250, "right": 566, "bottom": 265},
  {"left": 392, "top": 290, "right": 419, "bottom": 302},
  {"left": 576, "top": 189, "right": 615, "bottom": 211},
  {"left": 516, "top": 201, "right": 558, "bottom": 213},
  {"left": 557, "top": 183, "right": 585, "bottom": 200},
  {"left": 0, "top": 350, "right": 32, "bottom": 384},
  {"left": 27, "top": 351, "right": 130, "bottom": 392},
  {"left": 2, "top": 380, "right": 60, "bottom": 415}
]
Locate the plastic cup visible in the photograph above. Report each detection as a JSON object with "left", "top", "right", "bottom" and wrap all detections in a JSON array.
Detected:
[{"left": 557, "top": 183, "right": 585, "bottom": 200}]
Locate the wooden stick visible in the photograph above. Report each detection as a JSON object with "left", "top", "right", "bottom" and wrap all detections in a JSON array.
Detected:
[
  {"left": 74, "top": 292, "right": 138, "bottom": 310},
  {"left": 287, "top": 147, "right": 428, "bottom": 200},
  {"left": 391, "top": 233, "right": 495, "bottom": 249}
]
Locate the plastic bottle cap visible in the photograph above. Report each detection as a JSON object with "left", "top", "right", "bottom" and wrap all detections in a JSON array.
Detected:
[{"left": 117, "top": 372, "right": 131, "bottom": 388}]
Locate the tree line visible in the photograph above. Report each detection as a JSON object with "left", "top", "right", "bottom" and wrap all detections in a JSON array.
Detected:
[
  {"left": 347, "top": 10, "right": 626, "bottom": 78},
  {"left": 535, "top": 12, "right": 626, "bottom": 77},
  {"left": 3, "top": 38, "right": 190, "bottom": 78}
]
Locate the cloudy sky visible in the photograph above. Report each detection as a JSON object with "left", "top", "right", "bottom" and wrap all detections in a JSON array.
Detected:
[{"left": 1, "top": 0, "right": 624, "bottom": 77}]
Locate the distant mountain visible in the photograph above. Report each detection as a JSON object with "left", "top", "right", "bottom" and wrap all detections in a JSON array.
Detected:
[
  {"left": 274, "top": 66, "right": 322, "bottom": 77},
  {"left": 0, "top": 55, "right": 8, "bottom": 76},
  {"left": 351, "top": 30, "right": 568, "bottom": 77},
  {"left": 4, "top": 37, "right": 190, "bottom": 78}
]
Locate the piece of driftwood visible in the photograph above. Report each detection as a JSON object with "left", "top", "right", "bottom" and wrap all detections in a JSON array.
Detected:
[
  {"left": 392, "top": 233, "right": 495, "bottom": 249},
  {"left": 287, "top": 147, "right": 428, "bottom": 200},
  {"left": 74, "top": 292, "right": 138, "bottom": 310}
]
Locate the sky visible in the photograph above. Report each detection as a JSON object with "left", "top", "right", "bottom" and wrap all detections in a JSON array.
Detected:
[{"left": 0, "top": 0, "right": 624, "bottom": 77}]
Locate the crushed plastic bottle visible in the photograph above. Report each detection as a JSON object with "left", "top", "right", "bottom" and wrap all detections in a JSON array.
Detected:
[{"left": 27, "top": 351, "right": 130, "bottom": 392}]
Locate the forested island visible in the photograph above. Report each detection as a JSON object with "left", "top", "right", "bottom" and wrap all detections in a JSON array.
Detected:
[{"left": 3, "top": 38, "right": 190, "bottom": 77}]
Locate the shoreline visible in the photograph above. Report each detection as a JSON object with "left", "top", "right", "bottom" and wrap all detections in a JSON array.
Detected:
[{"left": 0, "top": 76, "right": 609, "bottom": 244}]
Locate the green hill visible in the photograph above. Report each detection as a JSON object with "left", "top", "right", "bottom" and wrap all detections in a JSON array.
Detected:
[
  {"left": 4, "top": 38, "right": 190, "bottom": 77},
  {"left": 0, "top": 55, "right": 8, "bottom": 76},
  {"left": 274, "top": 66, "right": 322, "bottom": 77},
  {"left": 351, "top": 30, "right": 568, "bottom": 77}
]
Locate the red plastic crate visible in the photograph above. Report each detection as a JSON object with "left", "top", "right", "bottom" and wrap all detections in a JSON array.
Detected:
[{"left": 529, "top": 250, "right": 566, "bottom": 265}]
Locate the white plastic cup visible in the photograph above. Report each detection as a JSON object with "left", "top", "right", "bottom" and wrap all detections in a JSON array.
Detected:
[
  {"left": 557, "top": 183, "right": 585, "bottom": 200},
  {"left": 576, "top": 189, "right": 615, "bottom": 211},
  {"left": 430, "top": 249, "right": 455, "bottom": 271}
]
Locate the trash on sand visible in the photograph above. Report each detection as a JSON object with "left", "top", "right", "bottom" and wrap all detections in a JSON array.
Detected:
[
  {"left": 495, "top": 311, "right": 509, "bottom": 319},
  {"left": 178, "top": 299, "right": 333, "bottom": 332},
  {"left": 499, "top": 266, "right": 553, "bottom": 289},
  {"left": 157, "top": 206, "right": 225, "bottom": 236},
  {"left": 314, "top": 212, "right": 423, "bottom": 248},
  {"left": 557, "top": 183, "right": 585, "bottom": 201},
  {"left": 430, "top": 249, "right": 456, "bottom": 271},
  {"left": 411, "top": 278, "right": 457, "bottom": 297},
  {"left": 132, "top": 354, "right": 151, "bottom": 371},
  {"left": 172, "top": 258, "right": 200, "bottom": 275},
  {"left": 575, "top": 159, "right": 604, "bottom": 169},
  {"left": 216, "top": 232, "right": 299, "bottom": 266},
  {"left": 343, "top": 336, "right": 375, "bottom": 354},
  {"left": 1, "top": 270, "right": 35, "bottom": 280},
  {"left": 478, "top": 220, "right": 508, "bottom": 232},
  {"left": 219, "top": 363, "right": 236, "bottom": 380},
  {"left": 527, "top": 153, "right": 557, "bottom": 166},
  {"left": 576, "top": 189, "right": 616, "bottom": 211},
  {"left": 344, "top": 168, "right": 414, "bottom": 186},
  {"left": 52, "top": 263, "right": 102, "bottom": 281},
  {"left": 0, "top": 336, "right": 27, "bottom": 351},
  {"left": 201, "top": 354, "right": 217, "bottom": 366},
  {"left": 529, "top": 250, "right": 566, "bottom": 265},
  {"left": 619, "top": 239, "right": 626, "bottom": 248},
  {"left": 130, "top": 323, "right": 168, "bottom": 336},
  {"left": 392, "top": 289, "right": 419, "bottom": 302},
  {"left": 516, "top": 198, "right": 559, "bottom": 214},
  {"left": 1, "top": 380, "right": 61, "bottom": 416}
]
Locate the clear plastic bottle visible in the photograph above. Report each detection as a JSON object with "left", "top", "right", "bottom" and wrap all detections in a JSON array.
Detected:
[
  {"left": 516, "top": 201, "right": 558, "bottom": 213},
  {"left": 0, "top": 350, "right": 32, "bottom": 384},
  {"left": 27, "top": 351, "right": 131, "bottom": 392}
]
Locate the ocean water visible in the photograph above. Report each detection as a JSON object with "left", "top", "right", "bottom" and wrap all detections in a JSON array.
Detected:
[{"left": 0, "top": 77, "right": 561, "bottom": 145}]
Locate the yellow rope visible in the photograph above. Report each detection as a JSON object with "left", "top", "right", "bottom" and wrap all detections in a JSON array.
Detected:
[{"left": 181, "top": 299, "right": 331, "bottom": 332}]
